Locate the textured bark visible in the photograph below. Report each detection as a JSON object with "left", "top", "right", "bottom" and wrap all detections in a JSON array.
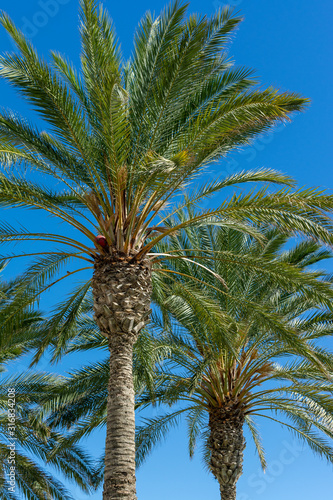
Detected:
[
  {"left": 92, "top": 255, "right": 152, "bottom": 500},
  {"left": 208, "top": 403, "right": 246, "bottom": 500}
]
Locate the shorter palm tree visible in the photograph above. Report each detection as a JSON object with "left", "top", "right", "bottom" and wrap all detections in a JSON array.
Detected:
[{"left": 135, "top": 226, "right": 333, "bottom": 500}]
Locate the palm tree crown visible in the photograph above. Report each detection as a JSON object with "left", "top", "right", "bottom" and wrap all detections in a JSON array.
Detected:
[{"left": 1, "top": 1, "right": 331, "bottom": 282}]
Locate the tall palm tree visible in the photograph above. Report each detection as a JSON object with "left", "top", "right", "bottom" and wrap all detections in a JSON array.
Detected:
[
  {"left": 1, "top": 1, "right": 333, "bottom": 498},
  {"left": 134, "top": 226, "right": 333, "bottom": 500}
]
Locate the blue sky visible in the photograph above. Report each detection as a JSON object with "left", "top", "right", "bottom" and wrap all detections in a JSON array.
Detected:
[{"left": 0, "top": 0, "right": 332, "bottom": 499}]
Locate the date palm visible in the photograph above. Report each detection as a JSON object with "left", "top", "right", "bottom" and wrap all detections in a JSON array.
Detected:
[
  {"left": 135, "top": 225, "right": 333, "bottom": 500},
  {"left": 1, "top": 1, "right": 333, "bottom": 498}
]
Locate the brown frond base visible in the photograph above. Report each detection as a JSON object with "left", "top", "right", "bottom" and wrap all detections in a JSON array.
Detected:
[
  {"left": 208, "top": 402, "right": 246, "bottom": 500},
  {"left": 92, "top": 254, "right": 152, "bottom": 340}
]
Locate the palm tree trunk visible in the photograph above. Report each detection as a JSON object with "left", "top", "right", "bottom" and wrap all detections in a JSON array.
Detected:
[
  {"left": 92, "top": 255, "right": 152, "bottom": 500},
  {"left": 208, "top": 404, "right": 246, "bottom": 500}
]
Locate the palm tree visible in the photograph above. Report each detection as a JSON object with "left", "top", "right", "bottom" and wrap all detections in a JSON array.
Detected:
[
  {"left": 0, "top": 268, "right": 97, "bottom": 499},
  {"left": 134, "top": 226, "right": 333, "bottom": 500},
  {"left": 1, "top": 1, "right": 333, "bottom": 497}
]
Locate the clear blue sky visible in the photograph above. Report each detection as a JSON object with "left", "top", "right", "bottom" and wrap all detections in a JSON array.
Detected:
[{"left": 0, "top": 1, "right": 332, "bottom": 499}]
